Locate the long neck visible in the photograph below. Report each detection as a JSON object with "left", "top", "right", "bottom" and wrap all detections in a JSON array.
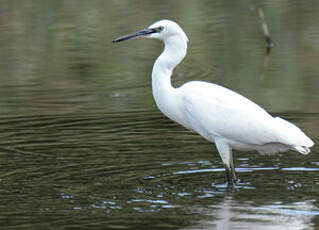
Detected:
[
  {"left": 152, "top": 36, "right": 187, "bottom": 97},
  {"left": 151, "top": 35, "right": 187, "bottom": 122}
]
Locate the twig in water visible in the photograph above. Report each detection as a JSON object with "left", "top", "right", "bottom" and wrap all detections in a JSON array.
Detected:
[{"left": 258, "top": 8, "right": 272, "bottom": 55}]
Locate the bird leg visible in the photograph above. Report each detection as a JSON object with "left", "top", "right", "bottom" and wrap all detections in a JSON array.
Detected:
[
  {"left": 224, "top": 164, "right": 233, "bottom": 185},
  {"left": 230, "top": 154, "right": 238, "bottom": 183},
  {"left": 216, "top": 140, "right": 238, "bottom": 185},
  {"left": 224, "top": 162, "right": 237, "bottom": 185}
]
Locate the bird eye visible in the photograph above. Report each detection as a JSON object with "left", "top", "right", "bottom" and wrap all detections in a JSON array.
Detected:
[{"left": 155, "top": 26, "right": 164, "bottom": 33}]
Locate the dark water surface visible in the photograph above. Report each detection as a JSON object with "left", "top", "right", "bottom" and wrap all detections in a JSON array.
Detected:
[{"left": 0, "top": 1, "right": 319, "bottom": 229}]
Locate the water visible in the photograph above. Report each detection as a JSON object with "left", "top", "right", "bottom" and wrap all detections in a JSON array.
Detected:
[{"left": 0, "top": 1, "right": 318, "bottom": 229}]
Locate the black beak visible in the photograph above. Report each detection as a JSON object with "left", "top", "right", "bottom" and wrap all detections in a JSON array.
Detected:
[{"left": 112, "top": 28, "right": 156, "bottom": 43}]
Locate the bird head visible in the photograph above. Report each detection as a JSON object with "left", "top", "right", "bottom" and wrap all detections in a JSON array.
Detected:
[{"left": 112, "top": 19, "right": 189, "bottom": 44}]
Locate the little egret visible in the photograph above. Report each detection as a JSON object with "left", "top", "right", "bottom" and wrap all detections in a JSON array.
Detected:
[{"left": 112, "top": 20, "right": 314, "bottom": 184}]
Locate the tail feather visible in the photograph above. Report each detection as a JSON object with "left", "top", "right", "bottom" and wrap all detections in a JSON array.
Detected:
[
  {"left": 292, "top": 146, "right": 311, "bottom": 155},
  {"left": 274, "top": 117, "right": 314, "bottom": 149}
]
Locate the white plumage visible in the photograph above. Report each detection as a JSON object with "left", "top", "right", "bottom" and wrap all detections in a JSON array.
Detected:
[{"left": 113, "top": 19, "right": 314, "bottom": 184}]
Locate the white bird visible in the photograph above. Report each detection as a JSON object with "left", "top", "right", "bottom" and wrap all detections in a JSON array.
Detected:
[{"left": 112, "top": 19, "right": 314, "bottom": 184}]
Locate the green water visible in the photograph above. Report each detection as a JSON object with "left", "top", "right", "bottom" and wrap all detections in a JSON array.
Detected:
[{"left": 0, "top": 1, "right": 318, "bottom": 229}]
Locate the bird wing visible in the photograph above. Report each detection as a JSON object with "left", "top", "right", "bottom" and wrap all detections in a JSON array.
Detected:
[{"left": 180, "top": 81, "right": 279, "bottom": 145}]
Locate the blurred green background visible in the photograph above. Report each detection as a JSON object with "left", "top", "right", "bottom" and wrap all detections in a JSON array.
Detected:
[{"left": 0, "top": 0, "right": 318, "bottom": 117}]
